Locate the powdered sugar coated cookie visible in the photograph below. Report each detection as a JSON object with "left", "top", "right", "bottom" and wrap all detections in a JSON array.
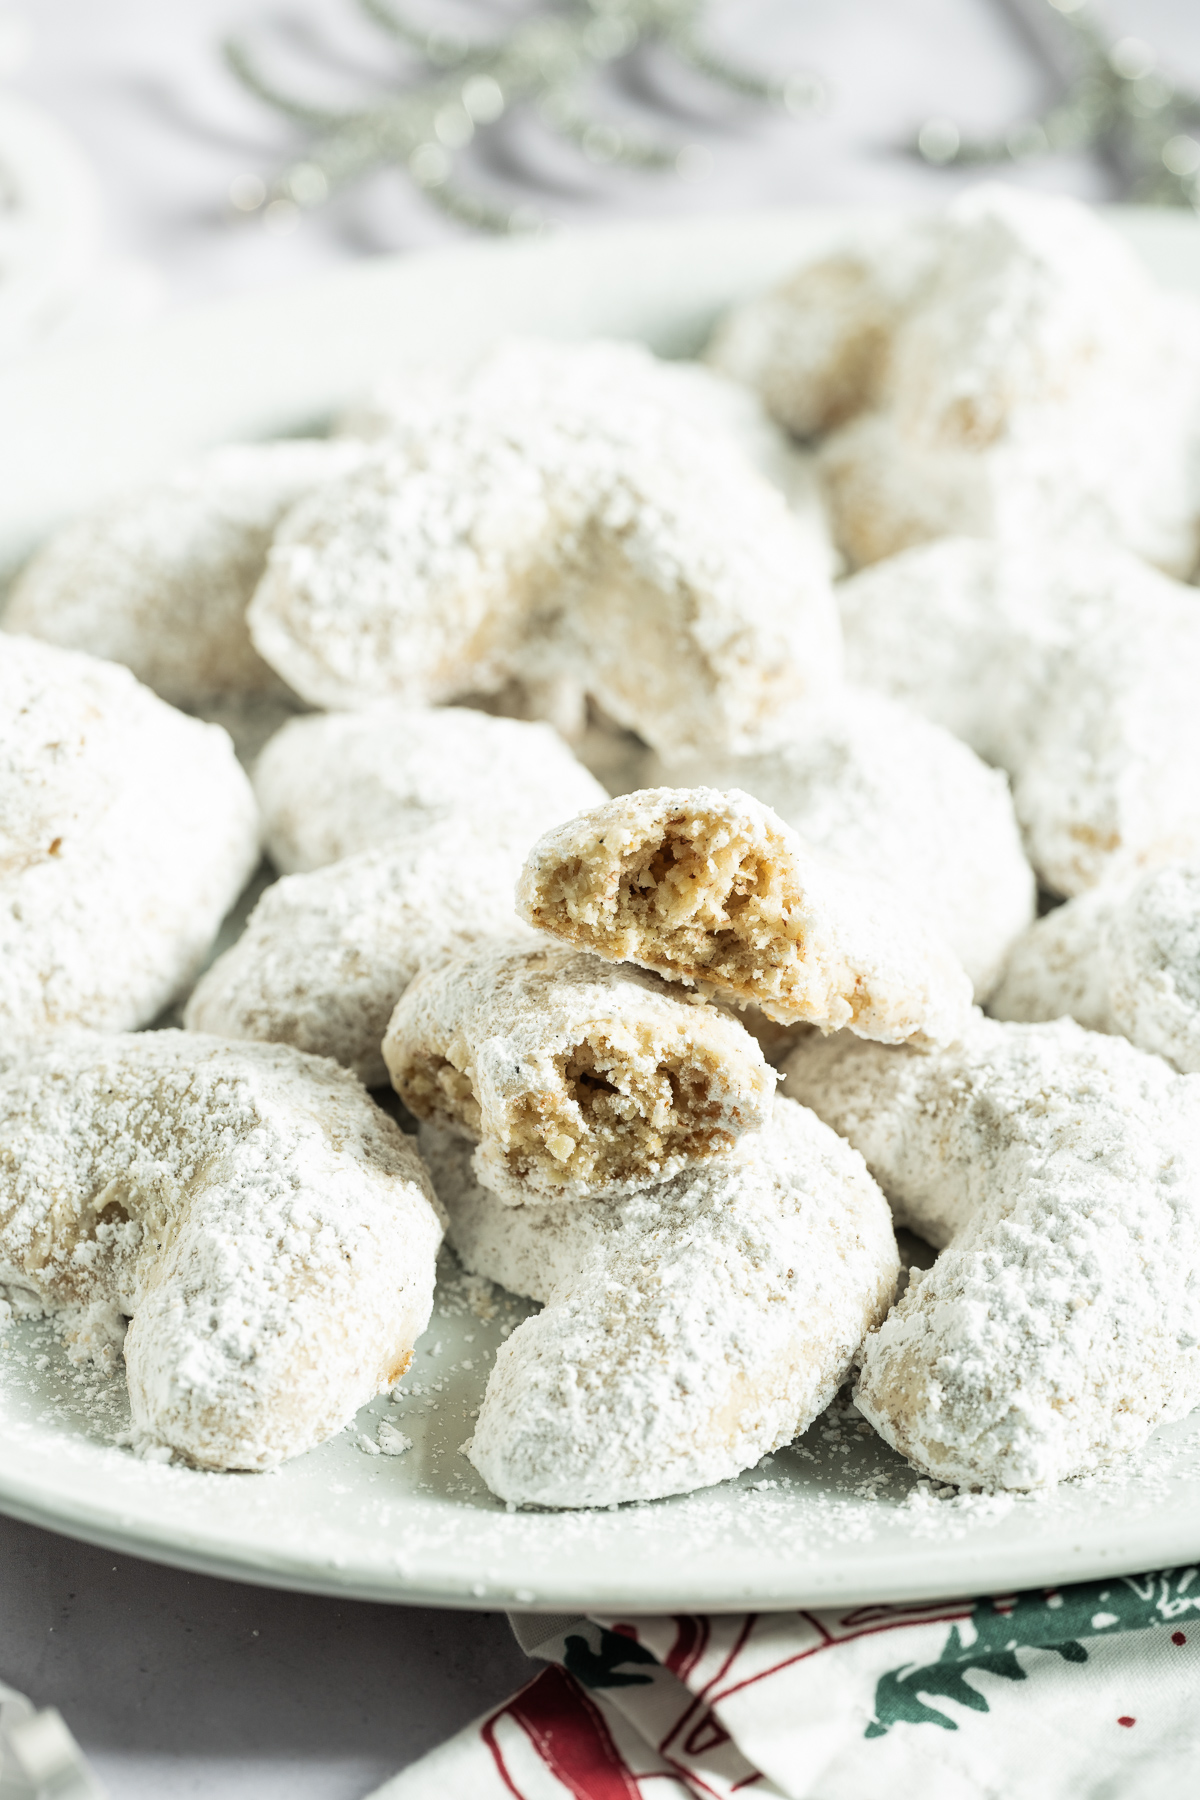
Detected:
[
  {"left": 248, "top": 342, "right": 840, "bottom": 758},
  {"left": 342, "top": 337, "right": 835, "bottom": 568},
  {"left": 992, "top": 863, "right": 1200, "bottom": 1076},
  {"left": 0, "top": 1030, "right": 443, "bottom": 1470},
  {"left": 718, "top": 186, "right": 1200, "bottom": 575},
  {"left": 0, "top": 635, "right": 259, "bottom": 1032},
  {"left": 252, "top": 703, "right": 605, "bottom": 875},
  {"left": 423, "top": 1097, "right": 898, "bottom": 1506},
  {"left": 384, "top": 936, "right": 775, "bottom": 1205},
  {"left": 782, "top": 1012, "right": 1200, "bottom": 1489},
  {"left": 185, "top": 839, "right": 538, "bottom": 1087},
  {"left": 988, "top": 886, "right": 1116, "bottom": 1037},
  {"left": 839, "top": 537, "right": 1200, "bottom": 895},
  {"left": 705, "top": 223, "right": 941, "bottom": 439},
  {"left": 645, "top": 689, "right": 1033, "bottom": 999},
  {"left": 192, "top": 707, "right": 604, "bottom": 1082},
  {"left": 4, "top": 439, "right": 365, "bottom": 710},
  {"left": 518, "top": 787, "right": 972, "bottom": 1041}
]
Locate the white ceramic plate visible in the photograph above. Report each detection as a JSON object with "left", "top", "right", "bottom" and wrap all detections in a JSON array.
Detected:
[{"left": 4, "top": 207, "right": 1200, "bottom": 1614}]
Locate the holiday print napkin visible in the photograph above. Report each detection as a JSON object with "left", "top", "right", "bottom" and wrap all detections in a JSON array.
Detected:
[{"left": 373, "top": 1567, "right": 1200, "bottom": 1799}]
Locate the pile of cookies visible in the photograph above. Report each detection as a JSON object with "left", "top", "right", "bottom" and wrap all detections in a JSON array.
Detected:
[{"left": 4, "top": 181, "right": 1200, "bottom": 1506}]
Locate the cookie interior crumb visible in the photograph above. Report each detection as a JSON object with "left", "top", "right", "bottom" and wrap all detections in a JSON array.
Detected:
[
  {"left": 525, "top": 803, "right": 830, "bottom": 1021},
  {"left": 400, "top": 1011, "right": 762, "bottom": 1198}
]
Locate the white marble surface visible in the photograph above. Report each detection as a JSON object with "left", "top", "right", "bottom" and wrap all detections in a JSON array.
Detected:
[{"left": 5, "top": 2, "right": 1200, "bottom": 1794}]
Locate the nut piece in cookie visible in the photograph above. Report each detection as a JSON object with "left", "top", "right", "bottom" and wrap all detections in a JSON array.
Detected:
[
  {"left": 0, "top": 1031, "right": 444, "bottom": 1471},
  {"left": 644, "top": 688, "right": 1034, "bottom": 1000},
  {"left": 421, "top": 1098, "right": 898, "bottom": 1507},
  {"left": 517, "top": 787, "right": 972, "bottom": 1042},
  {"left": 383, "top": 936, "right": 775, "bottom": 1204},
  {"left": 0, "top": 635, "right": 259, "bottom": 1034},
  {"left": 783, "top": 1012, "right": 1200, "bottom": 1489}
]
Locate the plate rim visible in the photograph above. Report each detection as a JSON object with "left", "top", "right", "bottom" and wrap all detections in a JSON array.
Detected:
[
  {"left": 0, "top": 1449, "right": 1196, "bottom": 1614},
  {"left": 5, "top": 202, "right": 1200, "bottom": 1609}
]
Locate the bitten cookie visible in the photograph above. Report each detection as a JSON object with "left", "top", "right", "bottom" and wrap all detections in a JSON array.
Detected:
[
  {"left": 517, "top": 787, "right": 972, "bottom": 1041},
  {"left": 783, "top": 1013, "right": 1200, "bottom": 1489},
  {"left": 383, "top": 936, "right": 775, "bottom": 1204},
  {"left": 839, "top": 537, "right": 1200, "bottom": 896},
  {"left": 646, "top": 688, "right": 1033, "bottom": 1000},
  {"left": 0, "top": 1031, "right": 444, "bottom": 1470},
  {"left": 0, "top": 635, "right": 259, "bottom": 1032},
  {"left": 423, "top": 1097, "right": 899, "bottom": 1506}
]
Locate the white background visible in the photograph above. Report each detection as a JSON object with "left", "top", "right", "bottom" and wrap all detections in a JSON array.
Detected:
[{"left": 4, "top": 2, "right": 1200, "bottom": 1794}]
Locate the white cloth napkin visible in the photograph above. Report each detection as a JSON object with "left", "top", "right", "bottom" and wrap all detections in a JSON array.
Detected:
[{"left": 372, "top": 1567, "right": 1200, "bottom": 1798}]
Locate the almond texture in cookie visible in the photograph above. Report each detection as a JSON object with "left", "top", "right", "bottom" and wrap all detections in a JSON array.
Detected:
[
  {"left": 645, "top": 688, "right": 1033, "bottom": 999},
  {"left": 517, "top": 786, "right": 972, "bottom": 1041},
  {"left": 383, "top": 936, "right": 775, "bottom": 1204},
  {"left": 782, "top": 1012, "right": 1200, "bottom": 1489},
  {"left": 421, "top": 1097, "right": 898, "bottom": 1506},
  {"left": 0, "top": 1030, "right": 444, "bottom": 1470},
  {"left": 0, "top": 635, "right": 259, "bottom": 1033}
]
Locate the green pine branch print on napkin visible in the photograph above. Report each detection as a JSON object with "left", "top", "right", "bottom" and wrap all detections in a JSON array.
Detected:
[{"left": 866, "top": 1568, "right": 1200, "bottom": 1738}]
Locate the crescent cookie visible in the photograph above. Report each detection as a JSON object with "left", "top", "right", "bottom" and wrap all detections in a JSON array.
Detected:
[
  {"left": 252, "top": 703, "right": 605, "bottom": 875},
  {"left": 3, "top": 439, "right": 365, "bottom": 710},
  {"left": 645, "top": 689, "right": 1034, "bottom": 1000},
  {"left": 839, "top": 537, "right": 1200, "bottom": 897},
  {"left": 382, "top": 936, "right": 775, "bottom": 1205},
  {"left": 341, "top": 336, "right": 835, "bottom": 570},
  {"left": 516, "top": 787, "right": 972, "bottom": 1042},
  {"left": 189, "top": 707, "right": 606, "bottom": 1082},
  {"left": 816, "top": 186, "right": 1200, "bottom": 575},
  {"left": 992, "top": 863, "right": 1200, "bottom": 1076},
  {"left": 422, "top": 1097, "right": 899, "bottom": 1507},
  {"left": 0, "top": 635, "right": 259, "bottom": 1033},
  {"left": 185, "top": 840, "right": 539, "bottom": 1088},
  {"left": 705, "top": 222, "right": 940, "bottom": 439},
  {"left": 0, "top": 1031, "right": 444, "bottom": 1470},
  {"left": 246, "top": 341, "right": 840, "bottom": 759},
  {"left": 782, "top": 1013, "right": 1200, "bottom": 1489}
]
